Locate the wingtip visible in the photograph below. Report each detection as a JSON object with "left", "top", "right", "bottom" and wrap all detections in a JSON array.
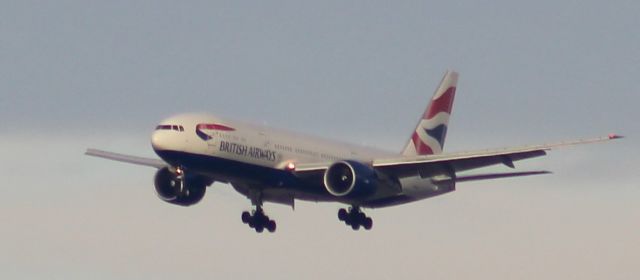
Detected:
[
  {"left": 525, "top": 170, "right": 553, "bottom": 176},
  {"left": 608, "top": 133, "right": 624, "bottom": 140}
]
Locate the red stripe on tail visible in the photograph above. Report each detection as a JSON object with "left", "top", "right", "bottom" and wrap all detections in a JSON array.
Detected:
[
  {"left": 412, "top": 132, "right": 434, "bottom": 155},
  {"left": 424, "top": 87, "right": 456, "bottom": 119}
]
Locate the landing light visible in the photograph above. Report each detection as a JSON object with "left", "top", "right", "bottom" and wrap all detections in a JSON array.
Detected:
[
  {"left": 175, "top": 167, "right": 184, "bottom": 175},
  {"left": 285, "top": 162, "right": 296, "bottom": 171}
]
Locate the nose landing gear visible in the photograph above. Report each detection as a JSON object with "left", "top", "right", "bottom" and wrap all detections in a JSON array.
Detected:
[{"left": 338, "top": 206, "right": 372, "bottom": 230}]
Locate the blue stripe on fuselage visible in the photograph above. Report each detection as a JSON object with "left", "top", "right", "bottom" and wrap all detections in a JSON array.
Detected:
[{"left": 154, "top": 150, "right": 327, "bottom": 195}]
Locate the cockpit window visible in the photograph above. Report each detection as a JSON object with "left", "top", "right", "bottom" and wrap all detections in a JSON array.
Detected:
[{"left": 156, "top": 125, "right": 184, "bottom": 132}]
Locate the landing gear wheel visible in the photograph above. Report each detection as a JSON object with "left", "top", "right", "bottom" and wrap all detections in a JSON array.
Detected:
[
  {"left": 338, "top": 208, "right": 347, "bottom": 221},
  {"left": 241, "top": 207, "right": 277, "bottom": 233},
  {"left": 363, "top": 217, "right": 373, "bottom": 230},
  {"left": 241, "top": 211, "right": 251, "bottom": 224},
  {"left": 266, "top": 220, "right": 276, "bottom": 233},
  {"left": 338, "top": 206, "right": 373, "bottom": 231},
  {"left": 255, "top": 225, "right": 264, "bottom": 233}
]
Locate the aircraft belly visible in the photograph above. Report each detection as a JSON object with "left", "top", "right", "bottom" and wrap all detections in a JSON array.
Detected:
[
  {"left": 397, "top": 175, "right": 456, "bottom": 200},
  {"left": 155, "top": 150, "right": 456, "bottom": 208}
]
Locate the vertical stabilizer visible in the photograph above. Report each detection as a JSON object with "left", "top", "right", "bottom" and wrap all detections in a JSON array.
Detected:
[{"left": 401, "top": 70, "right": 458, "bottom": 156}]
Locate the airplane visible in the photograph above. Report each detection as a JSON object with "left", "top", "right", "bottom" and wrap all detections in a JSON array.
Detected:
[{"left": 86, "top": 70, "right": 621, "bottom": 233}]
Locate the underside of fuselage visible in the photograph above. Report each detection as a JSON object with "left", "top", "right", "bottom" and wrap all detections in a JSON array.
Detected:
[
  {"left": 155, "top": 149, "right": 343, "bottom": 203},
  {"left": 153, "top": 149, "right": 446, "bottom": 208}
]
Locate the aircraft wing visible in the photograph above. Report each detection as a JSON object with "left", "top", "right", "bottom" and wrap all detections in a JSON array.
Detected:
[
  {"left": 439, "top": 170, "right": 552, "bottom": 183},
  {"left": 373, "top": 134, "right": 621, "bottom": 173},
  {"left": 295, "top": 134, "right": 622, "bottom": 177},
  {"left": 85, "top": 148, "right": 166, "bottom": 168}
]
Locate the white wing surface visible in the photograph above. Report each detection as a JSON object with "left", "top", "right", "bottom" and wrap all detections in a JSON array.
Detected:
[
  {"left": 374, "top": 135, "right": 621, "bottom": 171},
  {"left": 85, "top": 148, "right": 166, "bottom": 168},
  {"left": 295, "top": 134, "right": 622, "bottom": 177}
]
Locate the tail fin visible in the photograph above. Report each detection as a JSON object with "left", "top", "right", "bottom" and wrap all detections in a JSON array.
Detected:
[{"left": 401, "top": 70, "right": 458, "bottom": 156}]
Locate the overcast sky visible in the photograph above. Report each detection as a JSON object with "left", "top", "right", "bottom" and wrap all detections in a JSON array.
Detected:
[{"left": 1, "top": 1, "right": 638, "bottom": 279}]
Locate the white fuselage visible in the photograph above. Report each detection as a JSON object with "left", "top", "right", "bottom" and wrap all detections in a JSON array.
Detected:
[
  {"left": 151, "top": 113, "right": 394, "bottom": 171},
  {"left": 149, "top": 113, "right": 448, "bottom": 207}
]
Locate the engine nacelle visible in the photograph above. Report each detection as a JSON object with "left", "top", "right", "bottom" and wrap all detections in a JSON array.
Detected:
[
  {"left": 153, "top": 167, "right": 210, "bottom": 206},
  {"left": 323, "top": 160, "right": 378, "bottom": 198}
]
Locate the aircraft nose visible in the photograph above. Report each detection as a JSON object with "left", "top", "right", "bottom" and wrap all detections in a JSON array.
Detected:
[{"left": 151, "top": 130, "right": 171, "bottom": 151}]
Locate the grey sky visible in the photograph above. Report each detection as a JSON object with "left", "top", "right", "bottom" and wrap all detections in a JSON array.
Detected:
[{"left": 1, "top": 1, "right": 638, "bottom": 279}]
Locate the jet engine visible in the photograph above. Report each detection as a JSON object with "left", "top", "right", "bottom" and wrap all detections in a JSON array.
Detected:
[
  {"left": 323, "top": 160, "right": 378, "bottom": 198},
  {"left": 153, "top": 167, "right": 211, "bottom": 206}
]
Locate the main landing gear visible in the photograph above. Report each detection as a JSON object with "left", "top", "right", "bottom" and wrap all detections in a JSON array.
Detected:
[
  {"left": 241, "top": 189, "right": 276, "bottom": 233},
  {"left": 242, "top": 206, "right": 276, "bottom": 233},
  {"left": 338, "top": 206, "right": 373, "bottom": 231}
]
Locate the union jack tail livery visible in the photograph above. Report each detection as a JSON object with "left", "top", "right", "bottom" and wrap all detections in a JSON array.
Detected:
[{"left": 402, "top": 70, "right": 458, "bottom": 156}]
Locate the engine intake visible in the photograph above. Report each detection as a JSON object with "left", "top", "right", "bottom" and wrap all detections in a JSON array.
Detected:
[
  {"left": 154, "top": 167, "right": 211, "bottom": 206},
  {"left": 323, "top": 160, "right": 378, "bottom": 198}
]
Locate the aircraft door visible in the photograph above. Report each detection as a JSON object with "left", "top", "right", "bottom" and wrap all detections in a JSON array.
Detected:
[{"left": 259, "top": 131, "right": 270, "bottom": 149}]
